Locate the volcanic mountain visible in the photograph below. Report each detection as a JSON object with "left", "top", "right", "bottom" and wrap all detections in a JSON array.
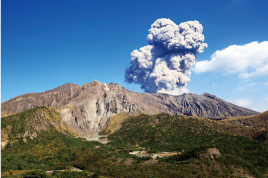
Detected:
[{"left": 1, "top": 80, "right": 259, "bottom": 136}]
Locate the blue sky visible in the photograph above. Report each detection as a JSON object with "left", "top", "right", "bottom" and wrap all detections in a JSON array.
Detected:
[{"left": 2, "top": 0, "right": 268, "bottom": 112}]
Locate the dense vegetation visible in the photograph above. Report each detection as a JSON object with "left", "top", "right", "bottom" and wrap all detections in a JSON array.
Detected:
[
  {"left": 107, "top": 113, "right": 268, "bottom": 177},
  {"left": 1, "top": 107, "right": 76, "bottom": 143},
  {"left": 108, "top": 114, "right": 224, "bottom": 153},
  {"left": 2, "top": 108, "right": 268, "bottom": 177}
]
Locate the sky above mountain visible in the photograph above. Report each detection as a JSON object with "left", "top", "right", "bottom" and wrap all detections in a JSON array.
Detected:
[{"left": 2, "top": 0, "right": 268, "bottom": 112}]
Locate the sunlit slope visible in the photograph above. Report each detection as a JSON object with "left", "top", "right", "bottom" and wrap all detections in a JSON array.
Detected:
[
  {"left": 1, "top": 81, "right": 259, "bottom": 136},
  {"left": 108, "top": 114, "right": 225, "bottom": 153},
  {"left": 107, "top": 113, "right": 268, "bottom": 176},
  {"left": 1, "top": 107, "right": 79, "bottom": 143},
  {"left": 107, "top": 113, "right": 266, "bottom": 151},
  {"left": 220, "top": 110, "right": 268, "bottom": 128},
  {"left": 217, "top": 110, "right": 268, "bottom": 142}
]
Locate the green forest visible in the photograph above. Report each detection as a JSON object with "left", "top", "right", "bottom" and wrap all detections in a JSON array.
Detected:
[{"left": 2, "top": 107, "right": 268, "bottom": 177}]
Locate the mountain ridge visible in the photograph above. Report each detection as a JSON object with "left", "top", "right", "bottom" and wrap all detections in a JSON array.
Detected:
[{"left": 1, "top": 80, "right": 259, "bottom": 136}]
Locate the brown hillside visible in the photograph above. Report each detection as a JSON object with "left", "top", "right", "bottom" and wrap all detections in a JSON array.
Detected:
[
  {"left": 220, "top": 111, "right": 268, "bottom": 129},
  {"left": 198, "top": 111, "right": 268, "bottom": 141}
]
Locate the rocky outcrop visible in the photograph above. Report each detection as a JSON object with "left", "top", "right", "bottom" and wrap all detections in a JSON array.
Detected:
[
  {"left": 1, "top": 80, "right": 259, "bottom": 136},
  {"left": 198, "top": 148, "right": 221, "bottom": 159}
]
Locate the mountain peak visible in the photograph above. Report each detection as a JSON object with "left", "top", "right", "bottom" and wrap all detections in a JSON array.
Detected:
[
  {"left": 1, "top": 82, "right": 259, "bottom": 135},
  {"left": 203, "top": 93, "right": 217, "bottom": 99}
]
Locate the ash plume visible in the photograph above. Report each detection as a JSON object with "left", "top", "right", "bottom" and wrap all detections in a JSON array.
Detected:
[{"left": 125, "top": 18, "right": 207, "bottom": 95}]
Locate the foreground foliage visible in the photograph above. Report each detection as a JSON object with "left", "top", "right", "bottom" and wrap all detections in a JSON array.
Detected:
[{"left": 2, "top": 108, "right": 268, "bottom": 177}]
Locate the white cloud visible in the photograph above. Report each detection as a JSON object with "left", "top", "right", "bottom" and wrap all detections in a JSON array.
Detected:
[
  {"left": 193, "top": 41, "right": 268, "bottom": 78},
  {"left": 236, "top": 99, "right": 252, "bottom": 107},
  {"left": 264, "top": 82, "right": 268, "bottom": 86}
]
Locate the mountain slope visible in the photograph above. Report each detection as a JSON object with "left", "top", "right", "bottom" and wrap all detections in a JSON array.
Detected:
[
  {"left": 218, "top": 111, "right": 268, "bottom": 142},
  {"left": 151, "top": 92, "right": 257, "bottom": 117},
  {"left": 1, "top": 107, "right": 79, "bottom": 143},
  {"left": 1, "top": 80, "right": 259, "bottom": 136},
  {"left": 220, "top": 110, "right": 268, "bottom": 128},
  {"left": 106, "top": 113, "right": 268, "bottom": 177}
]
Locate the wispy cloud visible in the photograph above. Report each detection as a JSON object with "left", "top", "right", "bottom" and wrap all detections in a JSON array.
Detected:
[
  {"left": 264, "top": 81, "right": 268, "bottom": 86},
  {"left": 252, "top": 97, "right": 268, "bottom": 112},
  {"left": 211, "top": 83, "right": 217, "bottom": 87},
  {"left": 236, "top": 82, "right": 257, "bottom": 91},
  {"left": 236, "top": 99, "right": 252, "bottom": 107}
]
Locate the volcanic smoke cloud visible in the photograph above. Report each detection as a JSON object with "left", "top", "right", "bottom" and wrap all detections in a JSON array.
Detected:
[{"left": 125, "top": 18, "right": 208, "bottom": 95}]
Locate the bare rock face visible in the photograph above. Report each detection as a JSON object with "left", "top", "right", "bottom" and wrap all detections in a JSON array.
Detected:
[
  {"left": 1, "top": 80, "right": 259, "bottom": 136},
  {"left": 151, "top": 93, "right": 258, "bottom": 118}
]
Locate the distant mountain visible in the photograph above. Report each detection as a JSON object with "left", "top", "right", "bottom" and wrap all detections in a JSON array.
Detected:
[{"left": 1, "top": 80, "right": 259, "bottom": 136}]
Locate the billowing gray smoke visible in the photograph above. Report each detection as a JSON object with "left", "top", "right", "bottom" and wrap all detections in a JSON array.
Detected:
[{"left": 125, "top": 18, "right": 208, "bottom": 95}]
